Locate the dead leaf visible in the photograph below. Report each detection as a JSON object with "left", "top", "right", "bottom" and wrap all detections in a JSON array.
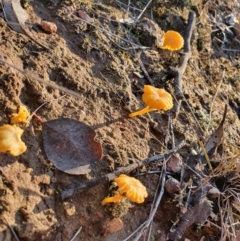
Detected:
[
  {"left": 0, "top": 0, "right": 49, "bottom": 49},
  {"left": 1, "top": 0, "right": 27, "bottom": 32},
  {"left": 77, "top": 10, "right": 94, "bottom": 23},
  {"left": 42, "top": 118, "right": 102, "bottom": 175},
  {"left": 205, "top": 105, "right": 227, "bottom": 155},
  {"left": 166, "top": 153, "right": 183, "bottom": 173}
]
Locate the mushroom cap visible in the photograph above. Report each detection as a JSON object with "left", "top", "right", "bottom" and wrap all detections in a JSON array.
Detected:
[
  {"left": 0, "top": 125, "right": 27, "bottom": 156},
  {"left": 159, "top": 30, "right": 184, "bottom": 51},
  {"left": 115, "top": 174, "right": 148, "bottom": 204},
  {"left": 11, "top": 105, "right": 30, "bottom": 124},
  {"left": 142, "top": 85, "right": 173, "bottom": 111}
]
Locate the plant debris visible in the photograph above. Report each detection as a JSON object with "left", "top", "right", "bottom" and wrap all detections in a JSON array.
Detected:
[
  {"left": 0, "top": 0, "right": 49, "bottom": 49},
  {"left": 42, "top": 118, "right": 103, "bottom": 175}
]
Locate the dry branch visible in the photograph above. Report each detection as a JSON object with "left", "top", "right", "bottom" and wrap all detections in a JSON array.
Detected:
[
  {"left": 61, "top": 140, "right": 185, "bottom": 200},
  {"left": 171, "top": 11, "right": 196, "bottom": 117}
]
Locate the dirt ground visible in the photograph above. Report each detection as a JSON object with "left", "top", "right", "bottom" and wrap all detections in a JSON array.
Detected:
[{"left": 0, "top": 0, "right": 240, "bottom": 240}]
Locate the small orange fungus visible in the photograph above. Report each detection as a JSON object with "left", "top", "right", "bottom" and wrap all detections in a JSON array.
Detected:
[
  {"left": 10, "top": 105, "right": 30, "bottom": 124},
  {"left": 102, "top": 174, "right": 148, "bottom": 205},
  {"left": 159, "top": 30, "right": 184, "bottom": 51},
  {"left": 129, "top": 85, "right": 173, "bottom": 117},
  {"left": 0, "top": 125, "right": 27, "bottom": 156}
]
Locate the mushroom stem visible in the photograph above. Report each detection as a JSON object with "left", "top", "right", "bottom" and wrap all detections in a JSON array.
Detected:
[
  {"left": 101, "top": 193, "right": 124, "bottom": 205},
  {"left": 129, "top": 106, "right": 155, "bottom": 118}
]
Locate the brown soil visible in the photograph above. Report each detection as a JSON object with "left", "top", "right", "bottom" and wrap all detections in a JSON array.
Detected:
[{"left": 0, "top": 0, "right": 240, "bottom": 240}]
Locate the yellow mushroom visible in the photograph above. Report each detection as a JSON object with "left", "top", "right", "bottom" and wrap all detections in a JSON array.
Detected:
[
  {"left": 10, "top": 105, "right": 30, "bottom": 124},
  {"left": 102, "top": 174, "right": 148, "bottom": 205},
  {"left": 0, "top": 125, "right": 27, "bottom": 156},
  {"left": 159, "top": 30, "right": 184, "bottom": 51},
  {"left": 129, "top": 85, "right": 173, "bottom": 117}
]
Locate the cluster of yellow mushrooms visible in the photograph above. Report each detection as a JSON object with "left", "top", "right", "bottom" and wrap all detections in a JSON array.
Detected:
[
  {"left": 102, "top": 30, "right": 183, "bottom": 205},
  {"left": 0, "top": 106, "right": 29, "bottom": 156},
  {"left": 0, "top": 30, "right": 183, "bottom": 206}
]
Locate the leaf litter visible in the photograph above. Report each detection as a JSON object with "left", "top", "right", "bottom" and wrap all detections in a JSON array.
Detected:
[
  {"left": 0, "top": 0, "right": 49, "bottom": 49},
  {"left": 42, "top": 118, "right": 103, "bottom": 175}
]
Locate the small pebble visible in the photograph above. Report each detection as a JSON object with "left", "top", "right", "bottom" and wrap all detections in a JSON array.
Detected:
[
  {"left": 165, "top": 177, "right": 180, "bottom": 195},
  {"left": 41, "top": 21, "right": 57, "bottom": 34},
  {"left": 102, "top": 218, "right": 123, "bottom": 237}
]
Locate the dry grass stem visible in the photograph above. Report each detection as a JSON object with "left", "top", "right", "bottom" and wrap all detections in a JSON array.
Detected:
[
  {"left": 69, "top": 226, "right": 82, "bottom": 241},
  {"left": 206, "top": 70, "right": 225, "bottom": 133},
  {"left": 0, "top": 56, "right": 80, "bottom": 97}
]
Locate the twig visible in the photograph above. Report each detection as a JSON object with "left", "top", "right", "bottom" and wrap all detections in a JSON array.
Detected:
[
  {"left": 222, "top": 48, "right": 240, "bottom": 52},
  {"left": 136, "top": 51, "right": 154, "bottom": 85},
  {"left": 0, "top": 56, "right": 80, "bottom": 98},
  {"left": 122, "top": 220, "right": 147, "bottom": 241},
  {"left": 206, "top": 70, "right": 225, "bottom": 133},
  {"left": 171, "top": 11, "right": 196, "bottom": 117},
  {"left": 61, "top": 140, "right": 185, "bottom": 199},
  {"left": 123, "top": 160, "right": 167, "bottom": 241},
  {"left": 168, "top": 112, "right": 175, "bottom": 148},
  {"left": 127, "top": 0, "right": 131, "bottom": 13},
  {"left": 79, "top": 18, "right": 149, "bottom": 50},
  {"left": 3, "top": 215, "right": 20, "bottom": 241},
  {"left": 28, "top": 95, "right": 67, "bottom": 122},
  {"left": 198, "top": 140, "right": 213, "bottom": 171},
  {"left": 144, "top": 166, "right": 163, "bottom": 241},
  {"left": 69, "top": 226, "right": 82, "bottom": 241},
  {"left": 135, "top": 0, "right": 153, "bottom": 23},
  {"left": 133, "top": 159, "right": 167, "bottom": 241},
  {"left": 115, "top": 0, "right": 142, "bottom": 12}
]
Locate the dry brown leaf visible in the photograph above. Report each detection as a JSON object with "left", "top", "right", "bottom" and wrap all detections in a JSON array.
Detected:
[{"left": 205, "top": 105, "right": 227, "bottom": 154}]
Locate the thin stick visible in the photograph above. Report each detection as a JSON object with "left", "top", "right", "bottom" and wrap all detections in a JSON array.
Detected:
[
  {"left": 198, "top": 140, "right": 213, "bottom": 171},
  {"left": 222, "top": 48, "right": 240, "bottom": 52},
  {"left": 61, "top": 140, "right": 185, "bottom": 199},
  {"left": 0, "top": 56, "right": 80, "bottom": 98},
  {"left": 69, "top": 226, "right": 82, "bottom": 241},
  {"left": 79, "top": 18, "right": 149, "bottom": 50},
  {"left": 27, "top": 95, "right": 67, "bottom": 122},
  {"left": 133, "top": 159, "right": 167, "bottom": 241},
  {"left": 135, "top": 0, "right": 153, "bottom": 23},
  {"left": 3, "top": 215, "right": 20, "bottom": 241},
  {"left": 136, "top": 51, "right": 154, "bottom": 85},
  {"left": 206, "top": 70, "right": 225, "bottom": 133},
  {"left": 122, "top": 220, "right": 147, "bottom": 241},
  {"left": 171, "top": 11, "right": 196, "bottom": 117},
  {"left": 168, "top": 112, "right": 175, "bottom": 148},
  {"left": 144, "top": 168, "right": 163, "bottom": 241},
  {"left": 127, "top": 0, "right": 131, "bottom": 13}
]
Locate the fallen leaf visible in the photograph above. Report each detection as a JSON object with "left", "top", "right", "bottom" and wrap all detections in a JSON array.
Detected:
[
  {"left": 205, "top": 105, "right": 227, "bottom": 155},
  {"left": 0, "top": 0, "right": 49, "bottom": 49},
  {"left": 1, "top": 0, "right": 27, "bottom": 33},
  {"left": 77, "top": 10, "right": 94, "bottom": 23},
  {"left": 42, "top": 118, "right": 102, "bottom": 175}
]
